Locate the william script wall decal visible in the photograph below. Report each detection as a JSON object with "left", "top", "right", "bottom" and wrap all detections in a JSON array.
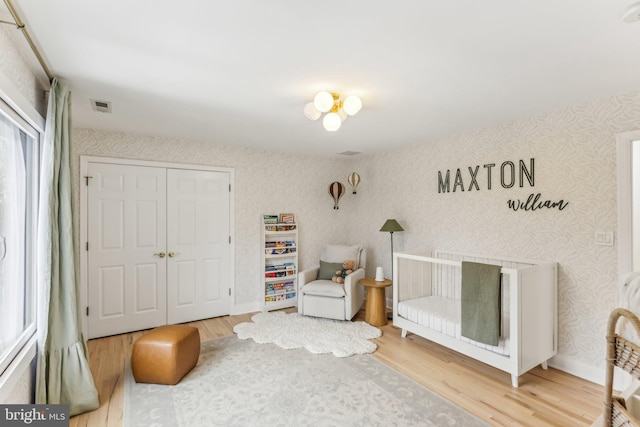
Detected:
[
  {"left": 436, "top": 158, "right": 569, "bottom": 211},
  {"left": 507, "top": 193, "right": 569, "bottom": 211}
]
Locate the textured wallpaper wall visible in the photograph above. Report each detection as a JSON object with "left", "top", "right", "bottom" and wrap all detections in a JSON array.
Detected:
[
  {"left": 347, "top": 91, "right": 640, "bottom": 377},
  {"left": 71, "top": 92, "right": 638, "bottom": 380},
  {"left": 0, "top": 25, "right": 47, "bottom": 116},
  {"left": 71, "top": 130, "right": 356, "bottom": 307},
  {"left": 72, "top": 91, "right": 640, "bottom": 379}
]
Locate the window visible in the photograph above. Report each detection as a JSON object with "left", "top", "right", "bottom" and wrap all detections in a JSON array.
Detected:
[{"left": 0, "top": 96, "right": 41, "bottom": 376}]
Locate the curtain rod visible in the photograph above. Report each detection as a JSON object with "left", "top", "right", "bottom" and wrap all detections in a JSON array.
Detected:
[{"left": 2, "top": 0, "right": 53, "bottom": 82}]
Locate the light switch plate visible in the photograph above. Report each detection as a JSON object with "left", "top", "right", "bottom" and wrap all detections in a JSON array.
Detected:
[{"left": 595, "top": 231, "right": 614, "bottom": 246}]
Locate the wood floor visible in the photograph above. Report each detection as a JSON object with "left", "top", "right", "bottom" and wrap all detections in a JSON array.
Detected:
[{"left": 70, "top": 308, "right": 604, "bottom": 427}]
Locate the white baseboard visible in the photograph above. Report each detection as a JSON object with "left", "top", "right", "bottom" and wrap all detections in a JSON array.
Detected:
[
  {"left": 549, "top": 353, "right": 605, "bottom": 386},
  {"left": 231, "top": 302, "right": 260, "bottom": 316},
  {"left": 553, "top": 353, "right": 635, "bottom": 424}
]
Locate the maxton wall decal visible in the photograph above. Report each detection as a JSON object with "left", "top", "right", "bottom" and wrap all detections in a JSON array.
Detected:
[{"left": 437, "top": 158, "right": 569, "bottom": 211}]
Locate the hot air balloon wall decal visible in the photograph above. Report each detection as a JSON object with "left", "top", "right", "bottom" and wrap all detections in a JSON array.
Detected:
[
  {"left": 328, "top": 181, "right": 345, "bottom": 210},
  {"left": 348, "top": 172, "right": 360, "bottom": 194}
]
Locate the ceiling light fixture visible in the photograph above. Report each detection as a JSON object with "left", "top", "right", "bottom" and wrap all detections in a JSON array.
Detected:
[
  {"left": 304, "top": 91, "right": 362, "bottom": 131},
  {"left": 622, "top": 2, "right": 640, "bottom": 22}
]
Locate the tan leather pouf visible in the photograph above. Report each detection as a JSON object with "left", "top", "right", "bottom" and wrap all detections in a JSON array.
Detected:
[{"left": 131, "top": 324, "right": 200, "bottom": 385}]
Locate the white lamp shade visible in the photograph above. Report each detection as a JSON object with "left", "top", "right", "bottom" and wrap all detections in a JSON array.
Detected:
[
  {"left": 314, "top": 91, "right": 334, "bottom": 113},
  {"left": 304, "top": 102, "right": 321, "bottom": 121},
  {"left": 323, "top": 112, "right": 342, "bottom": 131},
  {"left": 343, "top": 95, "right": 362, "bottom": 116}
]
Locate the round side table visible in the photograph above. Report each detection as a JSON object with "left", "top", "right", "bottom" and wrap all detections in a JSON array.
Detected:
[{"left": 359, "top": 277, "right": 393, "bottom": 327}]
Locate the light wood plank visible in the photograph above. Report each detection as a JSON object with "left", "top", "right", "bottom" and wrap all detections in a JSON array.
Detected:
[{"left": 71, "top": 308, "right": 604, "bottom": 426}]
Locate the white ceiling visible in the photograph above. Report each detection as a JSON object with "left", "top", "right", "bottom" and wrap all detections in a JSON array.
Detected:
[{"left": 6, "top": 1, "right": 640, "bottom": 156}]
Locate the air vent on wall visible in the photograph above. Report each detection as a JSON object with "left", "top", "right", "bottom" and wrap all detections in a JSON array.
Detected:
[{"left": 91, "top": 99, "right": 112, "bottom": 113}]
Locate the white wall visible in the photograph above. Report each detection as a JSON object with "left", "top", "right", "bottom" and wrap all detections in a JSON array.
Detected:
[{"left": 347, "top": 90, "right": 640, "bottom": 383}]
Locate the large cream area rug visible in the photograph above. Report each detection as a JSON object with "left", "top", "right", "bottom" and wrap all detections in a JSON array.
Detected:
[
  {"left": 233, "top": 311, "right": 381, "bottom": 357},
  {"left": 124, "top": 335, "right": 489, "bottom": 427}
]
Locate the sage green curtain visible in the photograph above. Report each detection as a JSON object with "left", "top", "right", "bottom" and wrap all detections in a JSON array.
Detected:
[{"left": 36, "top": 79, "right": 99, "bottom": 416}]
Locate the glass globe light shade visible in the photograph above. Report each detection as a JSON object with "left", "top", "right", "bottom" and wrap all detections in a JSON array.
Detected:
[
  {"left": 314, "top": 91, "right": 334, "bottom": 113},
  {"left": 343, "top": 95, "right": 362, "bottom": 116},
  {"left": 323, "top": 112, "right": 342, "bottom": 131},
  {"left": 304, "top": 102, "right": 321, "bottom": 121}
]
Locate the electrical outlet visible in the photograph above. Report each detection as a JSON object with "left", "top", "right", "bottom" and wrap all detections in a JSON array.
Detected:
[{"left": 595, "top": 231, "right": 614, "bottom": 246}]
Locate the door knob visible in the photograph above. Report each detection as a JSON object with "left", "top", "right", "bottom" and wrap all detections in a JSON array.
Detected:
[
  {"left": 154, "top": 252, "right": 166, "bottom": 258},
  {"left": 168, "top": 252, "right": 176, "bottom": 257}
]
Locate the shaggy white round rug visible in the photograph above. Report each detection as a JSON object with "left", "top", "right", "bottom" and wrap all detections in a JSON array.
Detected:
[{"left": 233, "top": 311, "right": 381, "bottom": 357}]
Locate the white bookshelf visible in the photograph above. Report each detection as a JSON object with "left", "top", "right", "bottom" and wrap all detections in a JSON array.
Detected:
[{"left": 262, "top": 214, "right": 298, "bottom": 311}]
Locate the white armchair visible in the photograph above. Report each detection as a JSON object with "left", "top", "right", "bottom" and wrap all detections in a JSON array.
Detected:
[{"left": 298, "top": 244, "right": 366, "bottom": 321}]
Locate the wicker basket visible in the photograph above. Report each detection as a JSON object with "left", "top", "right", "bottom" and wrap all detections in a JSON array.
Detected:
[{"left": 604, "top": 308, "right": 640, "bottom": 427}]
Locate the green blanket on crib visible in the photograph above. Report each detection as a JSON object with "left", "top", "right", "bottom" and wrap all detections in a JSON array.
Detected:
[{"left": 461, "top": 261, "right": 502, "bottom": 346}]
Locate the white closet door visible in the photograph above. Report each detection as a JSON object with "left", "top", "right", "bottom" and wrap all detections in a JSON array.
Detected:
[
  {"left": 166, "top": 169, "right": 231, "bottom": 324},
  {"left": 87, "top": 163, "right": 167, "bottom": 338}
]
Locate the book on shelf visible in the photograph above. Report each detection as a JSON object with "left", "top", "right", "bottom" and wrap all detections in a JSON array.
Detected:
[
  {"left": 265, "top": 282, "right": 295, "bottom": 297},
  {"left": 265, "top": 262, "right": 295, "bottom": 270},
  {"left": 265, "top": 240, "right": 295, "bottom": 248},
  {"left": 263, "top": 215, "right": 279, "bottom": 224},
  {"left": 279, "top": 213, "right": 295, "bottom": 224},
  {"left": 265, "top": 271, "right": 295, "bottom": 278},
  {"left": 264, "top": 213, "right": 295, "bottom": 225},
  {"left": 264, "top": 247, "right": 296, "bottom": 255},
  {"left": 265, "top": 224, "right": 296, "bottom": 232}
]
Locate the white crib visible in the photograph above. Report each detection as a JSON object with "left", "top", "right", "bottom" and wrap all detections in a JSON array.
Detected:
[{"left": 392, "top": 249, "right": 558, "bottom": 387}]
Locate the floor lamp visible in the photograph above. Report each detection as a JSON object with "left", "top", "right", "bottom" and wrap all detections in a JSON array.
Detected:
[
  {"left": 379, "top": 219, "right": 404, "bottom": 280},
  {"left": 380, "top": 219, "right": 403, "bottom": 319}
]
